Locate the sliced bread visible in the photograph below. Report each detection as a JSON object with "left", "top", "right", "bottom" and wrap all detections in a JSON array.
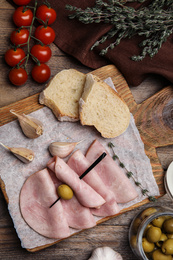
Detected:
[
  {"left": 39, "top": 69, "right": 86, "bottom": 121},
  {"left": 79, "top": 74, "right": 130, "bottom": 138}
]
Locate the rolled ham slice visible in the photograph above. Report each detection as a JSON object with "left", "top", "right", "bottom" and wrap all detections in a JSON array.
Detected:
[
  {"left": 47, "top": 156, "right": 105, "bottom": 209},
  {"left": 48, "top": 169, "right": 96, "bottom": 230},
  {"left": 86, "top": 140, "right": 138, "bottom": 204},
  {"left": 68, "top": 150, "right": 120, "bottom": 217},
  {"left": 19, "top": 168, "right": 70, "bottom": 239}
]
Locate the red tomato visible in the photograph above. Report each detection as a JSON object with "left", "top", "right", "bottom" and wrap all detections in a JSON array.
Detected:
[
  {"left": 10, "top": 28, "right": 29, "bottom": 46},
  {"left": 31, "top": 63, "right": 51, "bottom": 83},
  {"left": 34, "top": 25, "right": 55, "bottom": 45},
  {"left": 13, "top": 6, "right": 33, "bottom": 27},
  {"left": 9, "top": 67, "right": 28, "bottom": 86},
  {"left": 30, "top": 44, "right": 52, "bottom": 63},
  {"left": 36, "top": 4, "right": 56, "bottom": 25},
  {"left": 5, "top": 48, "right": 26, "bottom": 67},
  {"left": 12, "top": 0, "right": 31, "bottom": 5}
]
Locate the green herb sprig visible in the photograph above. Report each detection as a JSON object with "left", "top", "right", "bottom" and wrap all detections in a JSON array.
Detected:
[
  {"left": 66, "top": 0, "right": 173, "bottom": 61},
  {"left": 108, "top": 142, "right": 156, "bottom": 202}
]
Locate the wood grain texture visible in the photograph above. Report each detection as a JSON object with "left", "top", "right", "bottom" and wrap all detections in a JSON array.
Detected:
[
  {"left": 0, "top": 1, "right": 173, "bottom": 258},
  {"left": 134, "top": 86, "right": 173, "bottom": 148}
]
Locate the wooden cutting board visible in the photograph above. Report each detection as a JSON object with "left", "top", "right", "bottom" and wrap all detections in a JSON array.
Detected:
[{"left": 0, "top": 64, "right": 173, "bottom": 251}]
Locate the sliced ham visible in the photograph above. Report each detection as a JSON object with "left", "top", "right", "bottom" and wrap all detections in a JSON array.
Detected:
[
  {"left": 68, "top": 150, "right": 120, "bottom": 217},
  {"left": 48, "top": 169, "right": 96, "bottom": 230},
  {"left": 19, "top": 168, "right": 70, "bottom": 239},
  {"left": 47, "top": 156, "right": 106, "bottom": 209},
  {"left": 61, "top": 197, "right": 96, "bottom": 230},
  {"left": 86, "top": 140, "right": 138, "bottom": 204}
]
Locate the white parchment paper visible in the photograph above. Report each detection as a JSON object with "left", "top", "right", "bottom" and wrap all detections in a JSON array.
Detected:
[{"left": 0, "top": 78, "right": 160, "bottom": 249}]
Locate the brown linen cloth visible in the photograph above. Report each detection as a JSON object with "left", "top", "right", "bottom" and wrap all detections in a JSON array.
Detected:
[{"left": 9, "top": 0, "right": 173, "bottom": 86}]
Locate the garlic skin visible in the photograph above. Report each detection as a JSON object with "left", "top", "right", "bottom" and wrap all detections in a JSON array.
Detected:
[
  {"left": 0, "top": 143, "right": 34, "bottom": 164},
  {"left": 10, "top": 110, "right": 43, "bottom": 139},
  {"left": 49, "top": 141, "right": 82, "bottom": 158},
  {"left": 88, "top": 247, "right": 123, "bottom": 260},
  {"left": 9, "top": 147, "right": 34, "bottom": 163}
]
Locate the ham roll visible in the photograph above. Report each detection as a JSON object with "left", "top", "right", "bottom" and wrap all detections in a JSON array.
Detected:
[
  {"left": 86, "top": 140, "right": 138, "bottom": 204},
  {"left": 48, "top": 169, "right": 96, "bottom": 230},
  {"left": 47, "top": 156, "right": 106, "bottom": 209},
  {"left": 67, "top": 150, "right": 120, "bottom": 217}
]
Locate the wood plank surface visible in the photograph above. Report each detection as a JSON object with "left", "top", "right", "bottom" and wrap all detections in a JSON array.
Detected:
[{"left": 0, "top": 0, "right": 173, "bottom": 259}]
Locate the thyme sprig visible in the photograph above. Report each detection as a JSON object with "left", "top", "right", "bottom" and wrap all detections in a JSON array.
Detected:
[
  {"left": 66, "top": 0, "right": 173, "bottom": 61},
  {"left": 108, "top": 142, "right": 156, "bottom": 202}
]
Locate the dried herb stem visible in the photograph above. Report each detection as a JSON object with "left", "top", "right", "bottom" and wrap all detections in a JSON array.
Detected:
[
  {"left": 108, "top": 142, "right": 156, "bottom": 202},
  {"left": 66, "top": 0, "right": 173, "bottom": 61}
]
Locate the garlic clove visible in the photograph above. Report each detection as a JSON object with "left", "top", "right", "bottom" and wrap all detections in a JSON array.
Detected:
[
  {"left": 0, "top": 142, "right": 34, "bottom": 163},
  {"left": 49, "top": 140, "right": 83, "bottom": 158},
  {"left": 10, "top": 109, "right": 43, "bottom": 139},
  {"left": 88, "top": 247, "right": 123, "bottom": 260},
  {"left": 10, "top": 147, "right": 35, "bottom": 163}
]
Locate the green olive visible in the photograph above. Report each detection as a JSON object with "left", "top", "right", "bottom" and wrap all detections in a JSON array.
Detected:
[
  {"left": 140, "top": 207, "right": 157, "bottom": 220},
  {"left": 143, "top": 224, "right": 152, "bottom": 236},
  {"left": 164, "top": 215, "right": 172, "bottom": 220},
  {"left": 133, "top": 217, "right": 141, "bottom": 234},
  {"left": 142, "top": 237, "right": 155, "bottom": 253},
  {"left": 161, "top": 238, "right": 173, "bottom": 255},
  {"left": 57, "top": 184, "right": 73, "bottom": 200},
  {"left": 167, "top": 233, "right": 173, "bottom": 239},
  {"left": 156, "top": 233, "right": 168, "bottom": 247},
  {"left": 152, "top": 217, "right": 165, "bottom": 228},
  {"left": 152, "top": 249, "right": 172, "bottom": 260},
  {"left": 130, "top": 235, "right": 137, "bottom": 248},
  {"left": 163, "top": 218, "right": 173, "bottom": 234},
  {"left": 146, "top": 225, "right": 162, "bottom": 243}
]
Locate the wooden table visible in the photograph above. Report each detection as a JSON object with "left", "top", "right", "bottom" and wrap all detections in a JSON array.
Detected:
[{"left": 0, "top": 1, "right": 173, "bottom": 259}]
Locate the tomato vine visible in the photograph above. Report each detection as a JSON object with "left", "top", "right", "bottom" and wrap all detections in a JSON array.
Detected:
[{"left": 5, "top": 0, "right": 56, "bottom": 86}]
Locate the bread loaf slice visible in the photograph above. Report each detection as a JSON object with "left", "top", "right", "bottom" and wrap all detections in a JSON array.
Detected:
[
  {"left": 79, "top": 74, "right": 130, "bottom": 138},
  {"left": 39, "top": 69, "right": 86, "bottom": 121}
]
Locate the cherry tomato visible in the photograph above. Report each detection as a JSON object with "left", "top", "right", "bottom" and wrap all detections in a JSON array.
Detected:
[
  {"left": 13, "top": 6, "right": 33, "bottom": 27},
  {"left": 10, "top": 28, "right": 29, "bottom": 46},
  {"left": 9, "top": 67, "right": 28, "bottom": 86},
  {"left": 34, "top": 25, "right": 55, "bottom": 45},
  {"left": 36, "top": 4, "right": 56, "bottom": 25},
  {"left": 31, "top": 63, "right": 51, "bottom": 83},
  {"left": 5, "top": 48, "right": 26, "bottom": 67},
  {"left": 30, "top": 44, "right": 52, "bottom": 63},
  {"left": 12, "top": 0, "right": 31, "bottom": 5}
]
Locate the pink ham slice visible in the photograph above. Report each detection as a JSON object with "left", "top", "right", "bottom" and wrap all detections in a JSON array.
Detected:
[
  {"left": 86, "top": 140, "right": 138, "bottom": 204},
  {"left": 48, "top": 169, "right": 96, "bottom": 230},
  {"left": 68, "top": 150, "right": 120, "bottom": 217},
  {"left": 47, "top": 156, "right": 105, "bottom": 209},
  {"left": 61, "top": 197, "right": 96, "bottom": 230},
  {"left": 19, "top": 168, "right": 70, "bottom": 239}
]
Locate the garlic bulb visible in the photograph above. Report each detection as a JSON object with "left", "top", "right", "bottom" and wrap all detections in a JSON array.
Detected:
[
  {"left": 10, "top": 109, "right": 43, "bottom": 139},
  {"left": 0, "top": 142, "right": 34, "bottom": 163},
  {"left": 49, "top": 140, "right": 82, "bottom": 158},
  {"left": 88, "top": 247, "right": 123, "bottom": 260}
]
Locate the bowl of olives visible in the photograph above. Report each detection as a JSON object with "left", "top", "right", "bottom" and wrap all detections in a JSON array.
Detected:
[{"left": 129, "top": 206, "right": 173, "bottom": 260}]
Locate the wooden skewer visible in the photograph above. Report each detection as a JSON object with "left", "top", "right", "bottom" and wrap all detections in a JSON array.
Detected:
[{"left": 49, "top": 152, "right": 107, "bottom": 208}]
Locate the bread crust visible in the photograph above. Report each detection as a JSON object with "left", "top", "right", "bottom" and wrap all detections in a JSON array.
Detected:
[{"left": 79, "top": 74, "right": 130, "bottom": 138}]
